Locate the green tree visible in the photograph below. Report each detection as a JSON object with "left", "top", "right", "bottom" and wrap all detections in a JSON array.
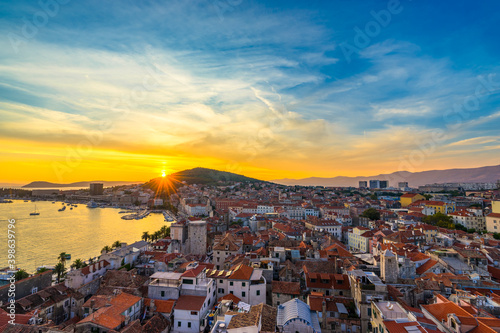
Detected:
[
  {"left": 422, "top": 212, "right": 452, "bottom": 226},
  {"left": 423, "top": 194, "right": 433, "bottom": 200},
  {"left": 142, "top": 231, "right": 150, "bottom": 242},
  {"left": 58, "top": 252, "right": 68, "bottom": 266},
  {"left": 71, "top": 259, "right": 85, "bottom": 269},
  {"left": 360, "top": 208, "right": 380, "bottom": 221},
  {"left": 101, "top": 245, "right": 112, "bottom": 253},
  {"left": 54, "top": 262, "right": 65, "bottom": 283},
  {"left": 370, "top": 194, "right": 378, "bottom": 200},
  {"left": 112, "top": 240, "right": 122, "bottom": 249},
  {"left": 14, "top": 269, "right": 29, "bottom": 281},
  {"left": 493, "top": 233, "right": 500, "bottom": 240},
  {"left": 36, "top": 267, "right": 49, "bottom": 274}
]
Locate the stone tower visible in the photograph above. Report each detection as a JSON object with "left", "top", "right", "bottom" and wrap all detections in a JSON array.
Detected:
[
  {"left": 170, "top": 222, "right": 187, "bottom": 253},
  {"left": 381, "top": 250, "right": 398, "bottom": 284},
  {"left": 187, "top": 220, "right": 207, "bottom": 256}
]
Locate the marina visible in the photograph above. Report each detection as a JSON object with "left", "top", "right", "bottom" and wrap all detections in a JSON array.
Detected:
[{"left": 0, "top": 200, "right": 171, "bottom": 273}]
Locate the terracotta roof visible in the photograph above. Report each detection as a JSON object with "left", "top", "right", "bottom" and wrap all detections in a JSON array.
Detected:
[
  {"left": 228, "top": 264, "right": 254, "bottom": 280},
  {"left": 272, "top": 281, "right": 301, "bottom": 295},
  {"left": 144, "top": 298, "right": 175, "bottom": 314},
  {"left": 174, "top": 295, "right": 206, "bottom": 311},
  {"left": 416, "top": 259, "right": 438, "bottom": 275},
  {"left": 218, "top": 293, "right": 241, "bottom": 304}
]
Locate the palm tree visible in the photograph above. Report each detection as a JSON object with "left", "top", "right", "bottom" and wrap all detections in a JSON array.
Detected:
[
  {"left": 112, "top": 240, "right": 121, "bottom": 249},
  {"left": 58, "top": 252, "right": 67, "bottom": 266},
  {"left": 160, "top": 226, "right": 170, "bottom": 238},
  {"left": 71, "top": 259, "right": 84, "bottom": 269},
  {"left": 101, "top": 245, "right": 112, "bottom": 253},
  {"left": 14, "top": 269, "right": 29, "bottom": 281},
  {"left": 54, "top": 262, "right": 65, "bottom": 283},
  {"left": 142, "top": 231, "right": 150, "bottom": 242}
]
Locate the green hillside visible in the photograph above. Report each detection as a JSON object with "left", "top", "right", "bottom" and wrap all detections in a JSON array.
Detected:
[{"left": 142, "top": 167, "right": 264, "bottom": 193}]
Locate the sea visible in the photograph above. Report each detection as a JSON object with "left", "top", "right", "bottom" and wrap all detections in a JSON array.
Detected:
[{"left": 0, "top": 199, "right": 170, "bottom": 273}]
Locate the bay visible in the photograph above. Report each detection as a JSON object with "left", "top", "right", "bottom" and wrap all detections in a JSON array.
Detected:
[{"left": 0, "top": 200, "right": 169, "bottom": 273}]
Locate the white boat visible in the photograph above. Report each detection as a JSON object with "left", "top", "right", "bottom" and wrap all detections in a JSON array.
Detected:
[
  {"left": 87, "top": 201, "right": 98, "bottom": 208},
  {"left": 0, "top": 269, "right": 18, "bottom": 281},
  {"left": 30, "top": 205, "right": 40, "bottom": 216}
]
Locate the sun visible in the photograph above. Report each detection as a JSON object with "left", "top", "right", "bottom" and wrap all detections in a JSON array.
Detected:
[{"left": 161, "top": 170, "right": 166, "bottom": 177}]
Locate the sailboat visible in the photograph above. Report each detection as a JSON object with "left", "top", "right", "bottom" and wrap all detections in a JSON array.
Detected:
[{"left": 30, "top": 205, "right": 40, "bottom": 216}]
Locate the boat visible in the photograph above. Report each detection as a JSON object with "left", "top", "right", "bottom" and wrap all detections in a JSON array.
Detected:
[
  {"left": 0, "top": 268, "right": 18, "bottom": 281},
  {"left": 70, "top": 207, "right": 73, "bottom": 210},
  {"left": 30, "top": 205, "right": 40, "bottom": 216},
  {"left": 52, "top": 201, "right": 55, "bottom": 204},
  {"left": 65, "top": 254, "right": 71, "bottom": 260},
  {"left": 58, "top": 206, "right": 66, "bottom": 212},
  {"left": 37, "top": 265, "right": 55, "bottom": 272},
  {"left": 87, "top": 201, "right": 98, "bottom": 208}
]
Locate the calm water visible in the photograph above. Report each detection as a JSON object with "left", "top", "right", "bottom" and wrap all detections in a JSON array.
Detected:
[{"left": 0, "top": 200, "right": 170, "bottom": 273}]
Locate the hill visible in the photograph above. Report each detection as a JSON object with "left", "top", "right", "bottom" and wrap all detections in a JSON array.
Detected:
[
  {"left": 142, "top": 167, "right": 265, "bottom": 192},
  {"left": 22, "top": 181, "right": 142, "bottom": 188},
  {"left": 272, "top": 165, "right": 500, "bottom": 187}
]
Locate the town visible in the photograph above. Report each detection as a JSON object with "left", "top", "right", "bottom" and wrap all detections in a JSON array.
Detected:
[{"left": 2, "top": 177, "right": 500, "bottom": 333}]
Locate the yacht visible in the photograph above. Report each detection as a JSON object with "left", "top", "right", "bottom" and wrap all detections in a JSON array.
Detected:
[
  {"left": 30, "top": 205, "right": 40, "bottom": 216},
  {"left": 87, "top": 201, "right": 98, "bottom": 208}
]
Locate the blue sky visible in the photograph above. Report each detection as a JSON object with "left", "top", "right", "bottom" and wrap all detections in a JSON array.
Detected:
[{"left": 1, "top": 0, "right": 499, "bottom": 182}]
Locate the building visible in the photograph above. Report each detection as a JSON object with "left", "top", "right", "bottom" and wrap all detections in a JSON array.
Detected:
[
  {"left": 399, "top": 193, "right": 425, "bottom": 207},
  {"left": 380, "top": 250, "right": 398, "bottom": 284},
  {"left": 359, "top": 181, "right": 368, "bottom": 188},
  {"left": 77, "top": 292, "right": 142, "bottom": 332},
  {"left": 276, "top": 298, "right": 322, "bottom": 333},
  {"left": 206, "top": 264, "right": 266, "bottom": 305},
  {"left": 187, "top": 220, "right": 207, "bottom": 256},
  {"left": 89, "top": 183, "right": 104, "bottom": 196},
  {"left": 65, "top": 260, "right": 110, "bottom": 289},
  {"left": 212, "top": 234, "right": 242, "bottom": 270},
  {"left": 304, "top": 219, "right": 342, "bottom": 239},
  {"left": 486, "top": 200, "right": 500, "bottom": 232},
  {"left": 32, "top": 189, "right": 60, "bottom": 197},
  {"left": 348, "top": 227, "right": 372, "bottom": 253},
  {"left": 272, "top": 281, "right": 302, "bottom": 307},
  {"left": 449, "top": 210, "right": 486, "bottom": 231},
  {"left": 398, "top": 182, "right": 409, "bottom": 189},
  {"left": 369, "top": 180, "right": 380, "bottom": 189},
  {"left": 348, "top": 270, "right": 388, "bottom": 333}
]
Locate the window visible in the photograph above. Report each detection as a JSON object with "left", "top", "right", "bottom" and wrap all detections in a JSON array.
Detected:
[
  {"left": 178, "top": 321, "right": 181, "bottom": 327},
  {"left": 191, "top": 311, "right": 198, "bottom": 315},
  {"left": 242, "top": 292, "right": 246, "bottom": 297},
  {"left": 188, "top": 322, "right": 192, "bottom": 328},
  {"left": 367, "top": 308, "right": 371, "bottom": 316},
  {"left": 31, "top": 287, "right": 38, "bottom": 294},
  {"left": 161, "top": 291, "right": 165, "bottom": 297},
  {"left": 242, "top": 282, "right": 246, "bottom": 287},
  {"left": 183, "top": 279, "right": 194, "bottom": 284},
  {"left": 230, "top": 291, "right": 233, "bottom": 294},
  {"left": 257, "top": 290, "right": 260, "bottom": 296},
  {"left": 220, "top": 280, "right": 223, "bottom": 284},
  {"left": 230, "top": 281, "right": 233, "bottom": 286}
]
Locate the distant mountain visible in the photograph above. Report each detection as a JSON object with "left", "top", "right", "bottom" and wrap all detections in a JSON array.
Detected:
[
  {"left": 143, "top": 167, "right": 264, "bottom": 192},
  {"left": 22, "top": 181, "right": 142, "bottom": 188},
  {"left": 272, "top": 165, "right": 500, "bottom": 187}
]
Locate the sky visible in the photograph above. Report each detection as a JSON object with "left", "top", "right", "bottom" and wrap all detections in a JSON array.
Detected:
[{"left": 1, "top": 0, "right": 500, "bottom": 183}]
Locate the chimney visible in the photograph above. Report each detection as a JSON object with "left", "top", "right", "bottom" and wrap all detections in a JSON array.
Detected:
[{"left": 90, "top": 299, "right": 95, "bottom": 314}]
